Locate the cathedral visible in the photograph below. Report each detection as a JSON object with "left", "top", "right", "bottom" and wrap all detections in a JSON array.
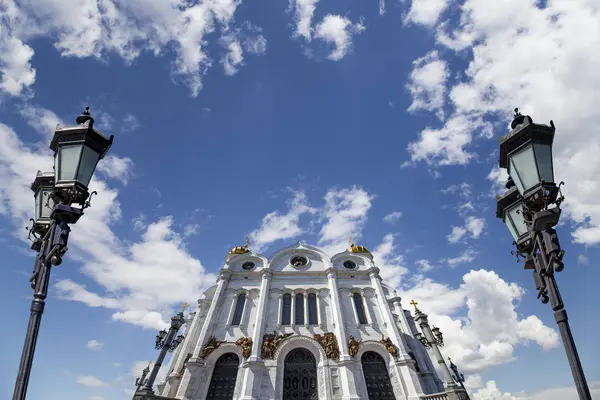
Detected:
[{"left": 153, "top": 240, "right": 469, "bottom": 400}]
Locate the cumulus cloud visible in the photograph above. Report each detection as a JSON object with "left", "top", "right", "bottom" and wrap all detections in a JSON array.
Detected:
[
  {"left": 406, "top": 50, "right": 449, "bottom": 120},
  {"left": 0, "top": 0, "right": 267, "bottom": 97},
  {"left": 447, "top": 216, "right": 486, "bottom": 243},
  {"left": 405, "top": 0, "right": 449, "bottom": 26},
  {"left": 372, "top": 233, "right": 409, "bottom": 288},
  {"left": 77, "top": 375, "right": 106, "bottom": 387},
  {"left": 443, "top": 248, "right": 478, "bottom": 266},
  {"left": 314, "top": 15, "right": 365, "bottom": 61},
  {"left": 86, "top": 339, "right": 104, "bottom": 350},
  {"left": 407, "top": 0, "right": 600, "bottom": 244},
  {"left": 248, "top": 190, "right": 317, "bottom": 253},
  {"left": 383, "top": 211, "right": 403, "bottom": 224}
]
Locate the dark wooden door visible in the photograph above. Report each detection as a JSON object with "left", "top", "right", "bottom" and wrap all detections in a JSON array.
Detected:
[
  {"left": 361, "top": 351, "right": 396, "bottom": 400},
  {"left": 206, "top": 353, "right": 239, "bottom": 400},
  {"left": 283, "top": 348, "right": 318, "bottom": 400}
]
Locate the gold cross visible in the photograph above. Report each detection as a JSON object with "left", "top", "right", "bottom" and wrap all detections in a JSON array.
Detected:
[
  {"left": 410, "top": 300, "right": 419, "bottom": 311},
  {"left": 148, "top": 361, "right": 152, "bottom": 366},
  {"left": 180, "top": 302, "right": 189, "bottom": 313}
]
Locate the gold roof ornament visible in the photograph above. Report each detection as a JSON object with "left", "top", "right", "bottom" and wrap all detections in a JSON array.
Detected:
[
  {"left": 229, "top": 236, "right": 251, "bottom": 255},
  {"left": 410, "top": 300, "right": 420, "bottom": 312},
  {"left": 348, "top": 235, "right": 371, "bottom": 254}
]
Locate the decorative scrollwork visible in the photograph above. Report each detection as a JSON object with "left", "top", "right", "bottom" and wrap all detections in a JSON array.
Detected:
[
  {"left": 235, "top": 337, "right": 253, "bottom": 359},
  {"left": 201, "top": 337, "right": 225, "bottom": 359},
  {"left": 82, "top": 190, "right": 98, "bottom": 211},
  {"left": 380, "top": 336, "right": 398, "bottom": 357},
  {"left": 313, "top": 332, "right": 340, "bottom": 361},
  {"left": 348, "top": 335, "right": 361, "bottom": 357},
  {"left": 261, "top": 331, "right": 293, "bottom": 359}
]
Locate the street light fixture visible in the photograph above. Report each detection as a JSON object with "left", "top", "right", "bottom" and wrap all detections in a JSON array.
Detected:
[
  {"left": 495, "top": 109, "right": 591, "bottom": 400},
  {"left": 448, "top": 358, "right": 470, "bottom": 400},
  {"left": 431, "top": 326, "right": 444, "bottom": 347},
  {"left": 12, "top": 107, "right": 113, "bottom": 400}
]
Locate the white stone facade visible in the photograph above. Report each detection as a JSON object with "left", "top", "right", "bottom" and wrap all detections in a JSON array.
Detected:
[{"left": 157, "top": 242, "right": 445, "bottom": 400}]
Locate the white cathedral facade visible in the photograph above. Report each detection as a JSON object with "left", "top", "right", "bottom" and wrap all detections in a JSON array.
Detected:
[{"left": 154, "top": 241, "right": 466, "bottom": 400}]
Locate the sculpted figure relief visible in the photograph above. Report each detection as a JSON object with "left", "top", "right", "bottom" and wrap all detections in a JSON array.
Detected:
[
  {"left": 261, "top": 331, "right": 293, "bottom": 359},
  {"left": 235, "top": 337, "right": 253, "bottom": 359},
  {"left": 348, "top": 335, "right": 361, "bottom": 357},
  {"left": 380, "top": 336, "right": 398, "bottom": 357},
  {"left": 314, "top": 332, "right": 340, "bottom": 361},
  {"left": 201, "top": 337, "right": 225, "bottom": 359}
]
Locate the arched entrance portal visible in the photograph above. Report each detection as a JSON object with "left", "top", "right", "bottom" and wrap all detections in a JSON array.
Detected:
[
  {"left": 361, "top": 351, "right": 396, "bottom": 400},
  {"left": 283, "top": 348, "right": 318, "bottom": 400},
  {"left": 206, "top": 353, "right": 240, "bottom": 400}
]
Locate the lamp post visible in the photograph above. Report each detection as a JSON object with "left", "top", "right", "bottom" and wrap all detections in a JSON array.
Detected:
[
  {"left": 448, "top": 358, "right": 470, "bottom": 400},
  {"left": 12, "top": 108, "right": 113, "bottom": 400},
  {"left": 410, "top": 301, "right": 460, "bottom": 392},
  {"left": 136, "top": 305, "right": 187, "bottom": 396},
  {"left": 135, "top": 362, "right": 153, "bottom": 392},
  {"left": 495, "top": 109, "right": 591, "bottom": 400}
]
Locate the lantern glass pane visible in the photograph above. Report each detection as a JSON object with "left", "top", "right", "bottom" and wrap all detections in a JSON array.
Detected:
[
  {"left": 40, "top": 189, "right": 54, "bottom": 218},
  {"left": 533, "top": 143, "right": 554, "bottom": 184},
  {"left": 58, "top": 144, "right": 82, "bottom": 181},
  {"left": 76, "top": 145, "right": 100, "bottom": 187},
  {"left": 506, "top": 203, "right": 526, "bottom": 241},
  {"left": 509, "top": 144, "right": 538, "bottom": 195}
]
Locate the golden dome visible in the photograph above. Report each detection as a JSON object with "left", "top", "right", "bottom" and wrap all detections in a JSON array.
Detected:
[
  {"left": 348, "top": 236, "right": 371, "bottom": 254},
  {"left": 229, "top": 237, "right": 250, "bottom": 255}
]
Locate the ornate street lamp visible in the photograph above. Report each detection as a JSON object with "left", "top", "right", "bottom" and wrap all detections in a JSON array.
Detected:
[
  {"left": 137, "top": 305, "right": 188, "bottom": 397},
  {"left": 431, "top": 326, "right": 444, "bottom": 347},
  {"left": 496, "top": 109, "right": 591, "bottom": 400},
  {"left": 448, "top": 358, "right": 470, "bottom": 400},
  {"left": 12, "top": 108, "right": 113, "bottom": 400}
]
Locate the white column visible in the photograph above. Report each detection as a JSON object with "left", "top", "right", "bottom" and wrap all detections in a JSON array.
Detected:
[
  {"left": 251, "top": 270, "right": 272, "bottom": 359},
  {"left": 303, "top": 290, "right": 309, "bottom": 327},
  {"left": 348, "top": 292, "right": 360, "bottom": 326},
  {"left": 362, "top": 291, "right": 374, "bottom": 325},
  {"left": 326, "top": 269, "right": 349, "bottom": 357},
  {"left": 225, "top": 292, "right": 236, "bottom": 328},
  {"left": 239, "top": 290, "right": 248, "bottom": 329},
  {"left": 277, "top": 292, "right": 283, "bottom": 328},
  {"left": 291, "top": 292, "right": 296, "bottom": 328},
  {"left": 171, "top": 305, "right": 202, "bottom": 375},
  {"left": 316, "top": 290, "right": 323, "bottom": 328},
  {"left": 191, "top": 271, "right": 231, "bottom": 359}
]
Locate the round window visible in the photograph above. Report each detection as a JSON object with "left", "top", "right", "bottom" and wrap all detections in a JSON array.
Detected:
[
  {"left": 344, "top": 260, "right": 357, "bottom": 269},
  {"left": 242, "top": 261, "right": 255, "bottom": 270},
  {"left": 290, "top": 256, "right": 308, "bottom": 268}
]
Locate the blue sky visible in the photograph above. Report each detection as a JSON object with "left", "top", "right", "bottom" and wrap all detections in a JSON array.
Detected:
[{"left": 1, "top": 0, "right": 599, "bottom": 399}]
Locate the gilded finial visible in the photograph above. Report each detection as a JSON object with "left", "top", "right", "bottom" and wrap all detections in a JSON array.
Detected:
[
  {"left": 148, "top": 361, "right": 153, "bottom": 367},
  {"left": 410, "top": 300, "right": 420, "bottom": 312},
  {"left": 180, "top": 302, "right": 189, "bottom": 313}
]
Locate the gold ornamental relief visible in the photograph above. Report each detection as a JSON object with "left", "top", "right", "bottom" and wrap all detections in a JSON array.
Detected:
[
  {"left": 235, "top": 337, "right": 253, "bottom": 359},
  {"left": 261, "top": 331, "right": 293, "bottom": 359},
  {"left": 348, "top": 335, "right": 361, "bottom": 357},
  {"left": 200, "top": 337, "right": 226, "bottom": 359},
  {"left": 314, "top": 332, "right": 340, "bottom": 361},
  {"left": 380, "top": 336, "right": 398, "bottom": 357}
]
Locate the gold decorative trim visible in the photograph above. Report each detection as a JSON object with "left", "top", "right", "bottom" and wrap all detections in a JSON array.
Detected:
[
  {"left": 380, "top": 336, "right": 398, "bottom": 357},
  {"left": 348, "top": 335, "right": 361, "bottom": 357},
  {"left": 314, "top": 332, "right": 340, "bottom": 361},
  {"left": 200, "top": 336, "right": 226, "bottom": 359},
  {"left": 261, "top": 331, "right": 293, "bottom": 359},
  {"left": 235, "top": 337, "right": 253, "bottom": 359}
]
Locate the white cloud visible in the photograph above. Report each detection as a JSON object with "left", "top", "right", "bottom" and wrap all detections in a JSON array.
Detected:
[
  {"left": 314, "top": 15, "right": 365, "bottom": 61},
  {"left": 1, "top": 0, "right": 267, "bottom": 97},
  {"left": 401, "top": 269, "right": 559, "bottom": 373},
  {"left": 0, "top": 118, "right": 215, "bottom": 330},
  {"left": 372, "top": 233, "right": 409, "bottom": 288},
  {"left": 443, "top": 248, "right": 477, "bottom": 266},
  {"left": 17, "top": 104, "right": 63, "bottom": 138},
  {"left": 406, "top": 50, "right": 449, "bottom": 120},
  {"left": 318, "top": 186, "right": 374, "bottom": 256},
  {"left": 442, "top": 182, "right": 472, "bottom": 199},
  {"left": 77, "top": 375, "right": 106, "bottom": 387},
  {"left": 122, "top": 113, "right": 141, "bottom": 132},
  {"left": 86, "top": 339, "right": 104, "bottom": 350},
  {"left": 578, "top": 254, "right": 589, "bottom": 265},
  {"left": 383, "top": 211, "right": 403, "bottom": 224},
  {"left": 405, "top": 0, "right": 449, "bottom": 26},
  {"left": 467, "top": 376, "right": 600, "bottom": 400},
  {"left": 447, "top": 216, "right": 486, "bottom": 243},
  {"left": 379, "top": 0, "right": 386, "bottom": 15},
  {"left": 487, "top": 166, "right": 509, "bottom": 195},
  {"left": 289, "top": 0, "right": 320, "bottom": 40},
  {"left": 221, "top": 34, "right": 244, "bottom": 76},
  {"left": 96, "top": 154, "right": 134, "bottom": 185},
  {"left": 410, "top": 0, "right": 600, "bottom": 244},
  {"left": 415, "top": 259, "right": 434, "bottom": 272},
  {"left": 249, "top": 190, "right": 317, "bottom": 253}
]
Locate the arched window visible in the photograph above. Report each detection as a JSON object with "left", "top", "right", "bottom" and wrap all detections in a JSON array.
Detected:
[
  {"left": 353, "top": 292, "right": 368, "bottom": 325},
  {"left": 282, "top": 293, "right": 292, "bottom": 325},
  {"left": 295, "top": 293, "right": 305, "bottom": 325},
  {"left": 308, "top": 293, "right": 318, "bottom": 325},
  {"left": 231, "top": 293, "right": 246, "bottom": 326},
  {"left": 361, "top": 352, "right": 395, "bottom": 400}
]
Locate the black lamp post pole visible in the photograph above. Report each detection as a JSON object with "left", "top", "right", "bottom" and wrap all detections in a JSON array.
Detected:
[
  {"left": 13, "top": 218, "right": 73, "bottom": 400},
  {"left": 530, "top": 227, "right": 591, "bottom": 400}
]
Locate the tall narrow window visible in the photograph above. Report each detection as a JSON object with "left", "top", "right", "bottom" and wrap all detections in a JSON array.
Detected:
[
  {"left": 231, "top": 293, "right": 246, "bottom": 326},
  {"left": 353, "top": 293, "right": 368, "bottom": 325},
  {"left": 282, "top": 293, "right": 292, "bottom": 325},
  {"left": 295, "top": 293, "right": 305, "bottom": 325},
  {"left": 308, "top": 293, "right": 318, "bottom": 325}
]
